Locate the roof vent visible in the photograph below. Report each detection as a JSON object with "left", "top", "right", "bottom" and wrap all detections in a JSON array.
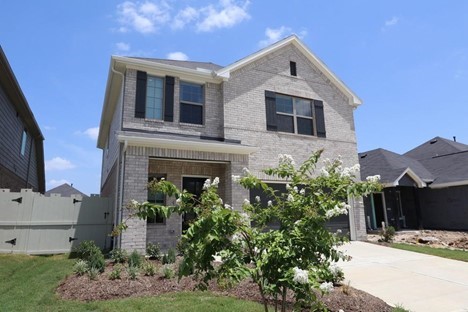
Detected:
[
  {"left": 360, "top": 153, "right": 367, "bottom": 158},
  {"left": 430, "top": 139, "right": 438, "bottom": 144}
]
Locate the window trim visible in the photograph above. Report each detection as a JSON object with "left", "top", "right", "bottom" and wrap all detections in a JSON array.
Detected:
[
  {"left": 145, "top": 75, "right": 165, "bottom": 120},
  {"left": 275, "top": 94, "right": 315, "bottom": 136},
  {"left": 179, "top": 81, "right": 205, "bottom": 125}
]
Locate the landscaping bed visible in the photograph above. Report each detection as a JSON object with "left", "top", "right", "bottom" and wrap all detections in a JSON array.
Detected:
[{"left": 57, "top": 260, "right": 393, "bottom": 312}]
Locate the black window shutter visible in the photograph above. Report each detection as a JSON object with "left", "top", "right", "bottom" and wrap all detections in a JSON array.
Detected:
[
  {"left": 265, "top": 90, "right": 277, "bottom": 131},
  {"left": 135, "top": 71, "right": 147, "bottom": 118},
  {"left": 314, "top": 100, "right": 326, "bottom": 138},
  {"left": 164, "top": 76, "right": 175, "bottom": 122}
]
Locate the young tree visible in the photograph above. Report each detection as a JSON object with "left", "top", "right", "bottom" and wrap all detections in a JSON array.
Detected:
[{"left": 120, "top": 150, "right": 381, "bottom": 311}]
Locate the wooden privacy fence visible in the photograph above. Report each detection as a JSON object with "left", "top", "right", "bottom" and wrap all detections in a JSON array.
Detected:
[{"left": 0, "top": 189, "right": 113, "bottom": 254}]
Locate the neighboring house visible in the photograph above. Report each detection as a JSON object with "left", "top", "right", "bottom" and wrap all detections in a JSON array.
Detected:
[
  {"left": 97, "top": 35, "right": 365, "bottom": 252},
  {"left": 0, "top": 46, "right": 45, "bottom": 193},
  {"left": 45, "top": 183, "right": 88, "bottom": 197},
  {"left": 360, "top": 136, "right": 468, "bottom": 231}
]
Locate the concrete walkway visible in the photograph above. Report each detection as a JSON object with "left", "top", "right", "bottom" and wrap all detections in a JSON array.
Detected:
[{"left": 338, "top": 242, "right": 468, "bottom": 312}]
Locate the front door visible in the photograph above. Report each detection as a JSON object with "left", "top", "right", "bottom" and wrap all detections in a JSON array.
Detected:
[{"left": 182, "top": 177, "right": 207, "bottom": 232}]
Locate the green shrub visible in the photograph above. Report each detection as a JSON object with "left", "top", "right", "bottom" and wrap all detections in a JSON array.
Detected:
[
  {"left": 127, "top": 266, "right": 139, "bottom": 280},
  {"left": 110, "top": 248, "right": 127, "bottom": 264},
  {"left": 72, "top": 259, "right": 89, "bottom": 276},
  {"left": 162, "top": 265, "right": 174, "bottom": 279},
  {"left": 109, "top": 264, "right": 122, "bottom": 280},
  {"left": 142, "top": 261, "right": 157, "bottom": 276},
  {"left": 379, "top": 226, "right": 396, "bottom": 243},
  {"left": 128, "top": 250, "right": 142, "bottom": 268},
  {"left": 146, "top": 243, "right": 161, "bottom": 260},
  {"left": 162, "top": 248, "right": 176, "bottom": 264},
  {"left": 88, "top": 250, "right": 106, "bottom": 273},
  {"left": 75, "top": 240, "right": 101, "bottom": 261},
  {"left": 88, "top": 267, "right": 100, "bottom": 280}
]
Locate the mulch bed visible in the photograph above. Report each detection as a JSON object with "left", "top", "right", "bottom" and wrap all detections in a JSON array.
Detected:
[{"left": 57, "top": 261, "right": 392, "bottom": 312}]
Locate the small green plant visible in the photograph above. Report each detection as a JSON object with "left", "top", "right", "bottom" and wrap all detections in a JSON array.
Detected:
[
  {"left": 74, "top": 240, "right": 100, "bottom": 261},
  {"left": 110, "top": 248, "right": 127, "bottom": 264},
  {"left": 88, "top": 250, "right": 106, "bottom": 273},
  {"left": 162, "top": 265, "right": 174, "bottom": 279},
  {"left": 392, "top": 304, "right": 411, "bottom": 312},
  {"left": 128, "top": 250, "right": 142, "bottom": 268},
  {"left": 146, "top": 243, "right": 161, "bottom": 260},
  {"left": 88, "top": 267, "right": 100, "bottom": 280},
  {"left": 127, "top": 265, "right": 139, "bottom": 280},
  {"left": 162, "top": 248, "right": 176, "bottom": 264},
  {"left": 72, "top": 259, "right": 89, "bottom": 276},
  {"left": 379, "top": 226, "right": 396, "bottom": 243},
  {"left": 142, "top": 261, "right": 157, "bottom": 276},
  {"left": 109, "top": 264, "right": 122, "bottom": 280},
  {"left": 162, "top": 253, "right": 169, "bottom": 264}
]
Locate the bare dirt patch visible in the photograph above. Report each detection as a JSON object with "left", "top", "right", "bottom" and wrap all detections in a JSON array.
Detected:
[
  {"left": 367, "top": 229, "right": 468, "bottom": 250},
  {"left": 57, "top": 261, "right": 392, "bottom": 312}
]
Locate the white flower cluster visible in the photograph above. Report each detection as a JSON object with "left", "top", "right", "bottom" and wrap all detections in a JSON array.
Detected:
[
  {"left": 130, "top": 199, "right": 139, "bottom": 207},
  {"left": 203, "top": 177, "right": 220, "bottom": 190},
  {"left": 176, "top": 198, "right": 182, "bottom": 206},
  {"left": 320, "top": 167, "right": 330, "bottom": 177},
  {"left": 292, "top": 267, "right": 309, "bottom": 284},
  {"left": 240, "top": 212, "right": 250, "bottom": 224},
  {"left": 224, "top": 204, "right": 232, "bottom": 210},
  {"left": 319, "top": 281, "right": 334, "bottom": 293},
  {"left": 287, "top": 194, "right": 294, "bottom": 202},
  {"left": 366, "top": 175, "right": 381, "bottom": 183},
  {"left": 231, "top": 233, "right": 243, "bottom": 243},
  {"left": 278, "top": 154, "right": 296, "bottom": 166},
  {"left": 255, "top": 195, "right": 261, "bottom": 203},
  {"left": 242, "top": 167, "right": 251, "bottom": 174},
  {"left": 340, "top": 164, "right": 360, "bottom": 178},
  {"left": 243, "top": 198, "right": 250, "bottom": 205},
  {"left": 325, "top": 203, "right": 350, "bottom": 218},
  {"left": 329, "top": 264, "right": 342, "bottom": 277},
  {"left": 267, "top": 200, "right": 273, "bottom": 206}
]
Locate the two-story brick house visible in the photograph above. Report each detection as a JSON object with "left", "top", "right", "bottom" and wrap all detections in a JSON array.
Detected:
[
  {"left": 97, "top": 35, "right": 366, "bottom": 252},
  {"left": 0, "top": 46, "right": 45, "bottom": 193}
]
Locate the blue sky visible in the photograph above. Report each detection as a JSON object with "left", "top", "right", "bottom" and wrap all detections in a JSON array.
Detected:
[{"left": 1, "top": 1, "right": 467, "bottom": 195}]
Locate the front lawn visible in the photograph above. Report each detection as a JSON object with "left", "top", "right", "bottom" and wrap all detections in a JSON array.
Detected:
[
  {"left": 390, "top": 243, "right": 468, "bottom": 262},
  {"left": 0, "top": 254, "right": 263, "bottom": 312}
]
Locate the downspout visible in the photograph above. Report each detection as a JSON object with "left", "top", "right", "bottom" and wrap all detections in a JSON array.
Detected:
[
  {"left": 24, "top": 134, "right": 33, "bottom": 189},
  {"left": 117, "top": 140, "right": 128, "bottom": 248}
]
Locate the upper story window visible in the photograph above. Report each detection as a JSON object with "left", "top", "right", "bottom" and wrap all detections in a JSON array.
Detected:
[
  {"left": 180, "top": 81, "right": 204, "bottom": 125},
  {"left": 290, "top": 61, "right": 297, "bottom": 76},
  {"left": 265, "top": 91, "right": 326, "bottom": 138},
  {"left": 20, "top": 130, "right": 27, "bottom": 156},
  {"left": 145, "top": 76, "right": 164, "bottom": 120}
]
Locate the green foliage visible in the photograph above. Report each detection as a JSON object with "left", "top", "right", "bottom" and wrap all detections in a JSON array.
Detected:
[
  {"left": 74, "top": 240, "right": 101, "bottom": 261},
  {"left": 162, "top": 265, "right": 175, "bottom": 279},
  {"left": 380, "top": 226, "right": 396, "bottom": 243},
  {"left": 129, "top": 150, "right": 381, "bottom": 311},
  {"left": 168, "top": 248, "right": 176, "bottom": 263},
  {"left": 109, "top": 264, "right": 122, "bottom": 280},
  {"left": 110, "top": 248, "right": 128, "bottom": 264},
  {"left": 128, "top": 250, "right": 142, "bottom": 268},
  {"left": 127, "top": 266, "right": 139, "bottom": 280},
  {"left": 73, "top": 259, "right": 89, "bottom": 276},
  {"left": 88, "top": 250, "right": 105, "bottom": 273},
  {"left": 146, "top": 243, "right": 161, "bottom": 260},
  {"left": 142, "top": 261, "right": 157, "bottom": 276},
  {"left": 88, "top": 267, "right": 100, "bottom": 280}
]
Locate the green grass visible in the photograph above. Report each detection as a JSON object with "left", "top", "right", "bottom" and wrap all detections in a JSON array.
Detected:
[
  {"left": 0, "top": 254, "right": 264, "bottom": 312},
  {"left": 391, "top": 243, "right": 468, "bottom": 262}
]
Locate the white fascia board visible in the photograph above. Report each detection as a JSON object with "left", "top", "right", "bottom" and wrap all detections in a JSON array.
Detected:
[
  {"left": 215, "top": 35, "right": 362, "bottom": 107},
  {"left": 430, "top": 180, "right": 468, "bottom": 189},
  {"left": 113, "top": 56, "right": 223, "bottom": 84},
  {"left": 393, "top": 168, "right": 427, "bottom": 188},
  {"left": 118, "top": 134, "right": 258, "bottom": 155}
]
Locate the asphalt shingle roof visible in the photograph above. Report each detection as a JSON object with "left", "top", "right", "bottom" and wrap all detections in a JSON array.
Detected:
[{"left": 45, "top": 183, "right": 88, "bottom": 197}]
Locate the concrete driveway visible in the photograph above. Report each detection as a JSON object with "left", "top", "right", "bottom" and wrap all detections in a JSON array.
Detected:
[{"left": 338, "top": 242, "right": 468, "bottom": 312}]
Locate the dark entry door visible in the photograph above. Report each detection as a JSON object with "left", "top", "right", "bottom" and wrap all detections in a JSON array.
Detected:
[{"left": 182, "top": 177, "right": 207, "bottom": 231}]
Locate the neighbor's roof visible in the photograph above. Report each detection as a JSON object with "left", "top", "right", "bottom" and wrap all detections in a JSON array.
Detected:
[
  {"left": 45, "top": 183, "right": 88, "bottom": 197},
  {"left": 98, "top": 35, "right": 362, "bottom": 148}
]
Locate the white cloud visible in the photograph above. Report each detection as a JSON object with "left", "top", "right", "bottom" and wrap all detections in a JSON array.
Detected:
[
  {"left": 196, "top": 0, "right": 250, "bottom": 32},
  {"left": 45, "top": 157, "right": 75, "bottom": 171},
  {"left": 75, "top": 127, "right": 99, "bottom": 140},
  {"left": 116, "top": 42, "right": 131, "bottom": 51},
  {"left": 117, "top": 1, "right": 171, "bottom": 34},
  {"left": 48, "top": 179, "right": 71, "bottom": 189},
  {"left": 43, "top": 125, "right": 56, "bottom": 131},
  {"left": 166, "top": 51, "right": 189, "bottom": 61},
  {"left": 173, "top": 6, "right": 199, "bottom": 30},
  {"left": 258, "top": 26, "right": 292, "bottom": 48},
  {"left": 385, "top": 16, "right": 399, "bottom": 27}
]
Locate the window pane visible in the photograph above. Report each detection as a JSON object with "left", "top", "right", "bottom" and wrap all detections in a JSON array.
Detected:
[
  {"left": 297, "top": 117, "right": 314, "bottom": 135},
  {"left": 276, "top": 95, "right": 293, "bottom": 114},
  {"left": 180, "top": 82, "right": 204, "bottom": 103},
  {"left": 148, "top": 175, "right": 166, "bottom": 224},
  {"left": 20, "top": 131, "right": 27, "bottom": 156},
  {"left": 296, "top": 99, "right": 312, "bottom": 117},
  {"left": 146, "top": 76, "right": 164, "bottom": 120},
  {"left": 277, "top": 114, "right": 294, "bottom": 133},
  {"left": 180, "top": 103, "right": 203, "bottom": 124}
]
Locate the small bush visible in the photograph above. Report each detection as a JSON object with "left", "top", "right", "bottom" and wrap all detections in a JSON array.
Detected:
[
  {"left": 109, "top": 264, "right": 122, "bottom": 280},
  {"left": 162, "top": 265, "right": 175, "bottom": 279},
  {"left": 128, "top": 250, "right": 142, "bottom": 268},
  {"left": 88, "top": 250, "right": 106, "bottom": 273},
  {"left": 110, "top": 248, "right": 127, "bottom": 264},
  {"left": 73, "top": 259, "right": 89, "bottom": 276},
  {"left": 75, "top": 240, "right": 100, "bottom": 261},
  {"left": 379, "top": 226, "right": 396, "bottom": 243},
  {"left": 162, "top": 248, "right": 176, "bottom": 264},
  {"left": 88, "top": 267, "right": 100, "bottom": 280},
  {"left": 146, "top": 243, "right": 161, "bottom": 260},
  {"left": 127, "top": 266, "right": 139, "bottom": 280},
  {"left": 329, "top": 264, "right": 345, "bottom": 285},
  {"left": 142, "top": 261, "right": 157, "bottom": 276}
]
